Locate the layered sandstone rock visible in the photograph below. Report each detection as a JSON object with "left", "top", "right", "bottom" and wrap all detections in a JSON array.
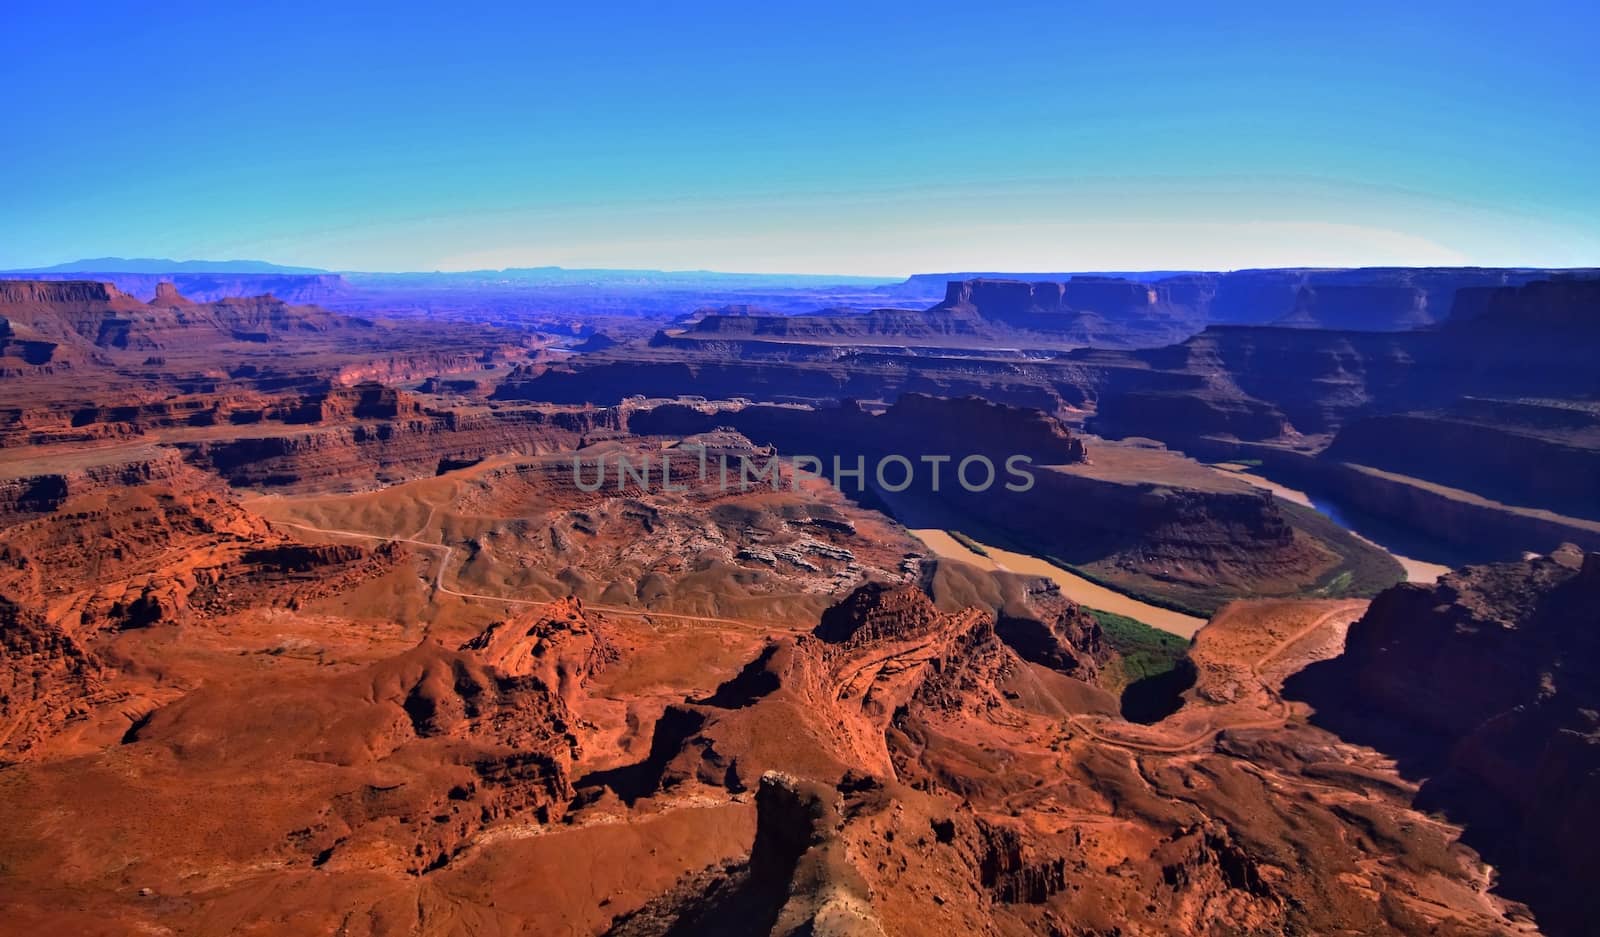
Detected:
[
  {"left": 460, "top": 596, "right": 619, "bottom": 707},
  {"left": 0, "top": 597, "right": 105, "bottom": 763},
  {"left": 19, "top": 271, "right": 353, "bottom": 304},
  {"left": 148, "top": 281, "right": 197, "bottom": 307},
  {"left": 932, "top": 276, "right": 1197, "bottom": 346},
  {"left": 1275, "top": 284, "right": 1431, "bottom": 330},
  {"left": 0, "top": 446, "right": 190, "bottom": 522},
  {"left": 0, "top": 457, "right": 403, "bottom": 639},
  {"left": 630, "top": 394, "right": 1086, "bottom": 467},
  {"left": 181, "top": 397, "right": 620, "bottom": 490},
  {"left": 0, "top": 278, "right": 365, "bottom": 352},
  {"left": 1324, "top": 400, "right": 1600, "bottom": 522},
  {"left": 593, "top": 575, "right": 1524, "bottom": 936},
  {"left": 1448, "top": 277, "right": 1600, "bottom": 332},
  {"left": 93, "top": 598, "right": 618, "bottom": 876}
]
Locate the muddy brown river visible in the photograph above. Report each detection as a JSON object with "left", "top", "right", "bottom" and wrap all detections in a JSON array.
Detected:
[{"left": 910, "top": 528, "right": 1209, "bottom": 638}]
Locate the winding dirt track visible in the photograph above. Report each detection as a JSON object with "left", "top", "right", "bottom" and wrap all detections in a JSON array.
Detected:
[{"left": 1066, "top": 602, "right": 1367, "bottom": 754}]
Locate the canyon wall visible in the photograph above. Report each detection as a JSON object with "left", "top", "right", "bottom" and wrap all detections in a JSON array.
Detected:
[
  {"left": 17, "top": 271, "right": 352, "bottom": 304},
  {"left": 629, "top": 396, "right": 1386, "bottom": 611},
  {"left": 1325, "top": 403, "right": 1600, "bottom": 522},
  {"left": 183, "top": 403, "right": 620, "bottom": 489},
  {"left": 1292, "top": 547, "right": 1600, "bottom": 936}
]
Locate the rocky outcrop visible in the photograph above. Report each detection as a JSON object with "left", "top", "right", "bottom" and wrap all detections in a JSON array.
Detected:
[
  {"left": 329, "top": 350, "right": 504, "bottom": 386},
  {"left": 748, "top": 772, "right": 885, "bottom": 937},
  {"left": 813, "top": 581, "right": 944, "bottom": 646},
  {"left": 0, "top": 317, "right": 68, "bottom": 374},
  {"left": 1092, "top": 385, "right": 1293, "bottom": 442},
  {"left": 580, "top": 582, "right": 1045, "bottom": 799},
  {"left": 148, "top": 282, "right": 196, "bottom": 307},
  {"left": 460, "top": 596, "right": 619, "bottom": 708},
  {"left": 0, "top": 459, "right": 404, "bottom": 636},
  {"left": 681, "top": 306, "right": 988, "bottom": 343},
  {"left": 0, "top": 280, "right": 142, "bottom": 307},
  {"left": 876, "top": 393, "right": 1087, "bottom": 462},
  {"left": 605, "top": 771, "right": 886, "bottom": 937},
  {"left": 2, "top": 382, "right": 523, "bottom": 451},
  {"left": 994, "top": 582, "right": 1104, "bottom": 677},
  {"left": 0, "top": 279, "right": 365, "bottom": 351},
  {"left": 0, "top": 597, "right": 105, "bottom": 763},
  {"left": 0, "top": 447, "right": 191, "bottom": 523},
  {"left": 119, "top": 598, "right": 615, "bottom": 876}
]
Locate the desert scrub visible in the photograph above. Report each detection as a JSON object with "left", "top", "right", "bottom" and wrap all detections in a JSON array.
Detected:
[
  {"left": 1092, "top": 608, "right": 1189, "bottom": 687},
  {"left": 949, "top": 530, "right": 990, "bottom": 557}
]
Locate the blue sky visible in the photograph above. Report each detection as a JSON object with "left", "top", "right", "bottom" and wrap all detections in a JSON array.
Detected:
[{"left": 3, "top": 0, "right": 1596, "bottom": 274}]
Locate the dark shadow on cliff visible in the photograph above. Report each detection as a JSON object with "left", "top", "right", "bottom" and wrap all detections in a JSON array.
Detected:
[
  {"left": 604, "top": 858, "right": 790, "bottom": 937},
  {"left": 1119, "top": 657, "right": 1196, "bottom": 724},
  {"left": 1282, "top": 659, "right": 1455, "bottom": 780},
  {"left": 605, "top": 773, "right": 867, "bottom": 937},
  {"left": 574, "top": 706, "right": 707, "bottom": 805},
  {"left": 1285, "top": 648, "right": 1597, "bottom": 937}
]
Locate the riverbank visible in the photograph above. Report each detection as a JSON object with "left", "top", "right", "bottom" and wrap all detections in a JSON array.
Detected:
[
  {"left": 1212, "top": 464, "right": 1453, "bottom": 584},
  {"left": 910, "top": 528, "right": 1209, "bottom": 638}
]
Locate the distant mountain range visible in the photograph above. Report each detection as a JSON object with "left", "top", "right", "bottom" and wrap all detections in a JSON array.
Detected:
[
  {"left": 8, "top": 259, "right": 897, "bottom": 287},
  {"left": 15, "top": 257, "right": 330, "bottom": 275}
]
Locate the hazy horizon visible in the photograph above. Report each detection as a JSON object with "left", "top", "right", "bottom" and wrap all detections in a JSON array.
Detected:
[{"left": 10, "top": 255, "right": 1600, "bottom": 282}]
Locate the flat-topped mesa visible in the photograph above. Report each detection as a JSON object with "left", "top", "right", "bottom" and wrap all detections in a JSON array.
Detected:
[
  {"left": 937, "top": 276, "right": 1157, "bottom": 324},
  {"left": 1448, "top": 277, "right": 1600, "bottom": 333},
  {"left": 1276, "top": 284, "right": 1430, "bottom": 330},
  {"left": 0, "top": 279, "right": 140, "bottom": 306},
  {"left": 18, "top": 271, "right": 351, "bottom": 304},
  {"left": 876, "top": 393, "right": 1088, "bottom": 463},
  {"left": 629, "top": 393, "right": 1088, "bottom": 466},
  {"left": 0, "top": 277, "right": 365, "bottom": 354},
  {"left": 1062, "top": 275, "right": 1161, "bottom": 309}
]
